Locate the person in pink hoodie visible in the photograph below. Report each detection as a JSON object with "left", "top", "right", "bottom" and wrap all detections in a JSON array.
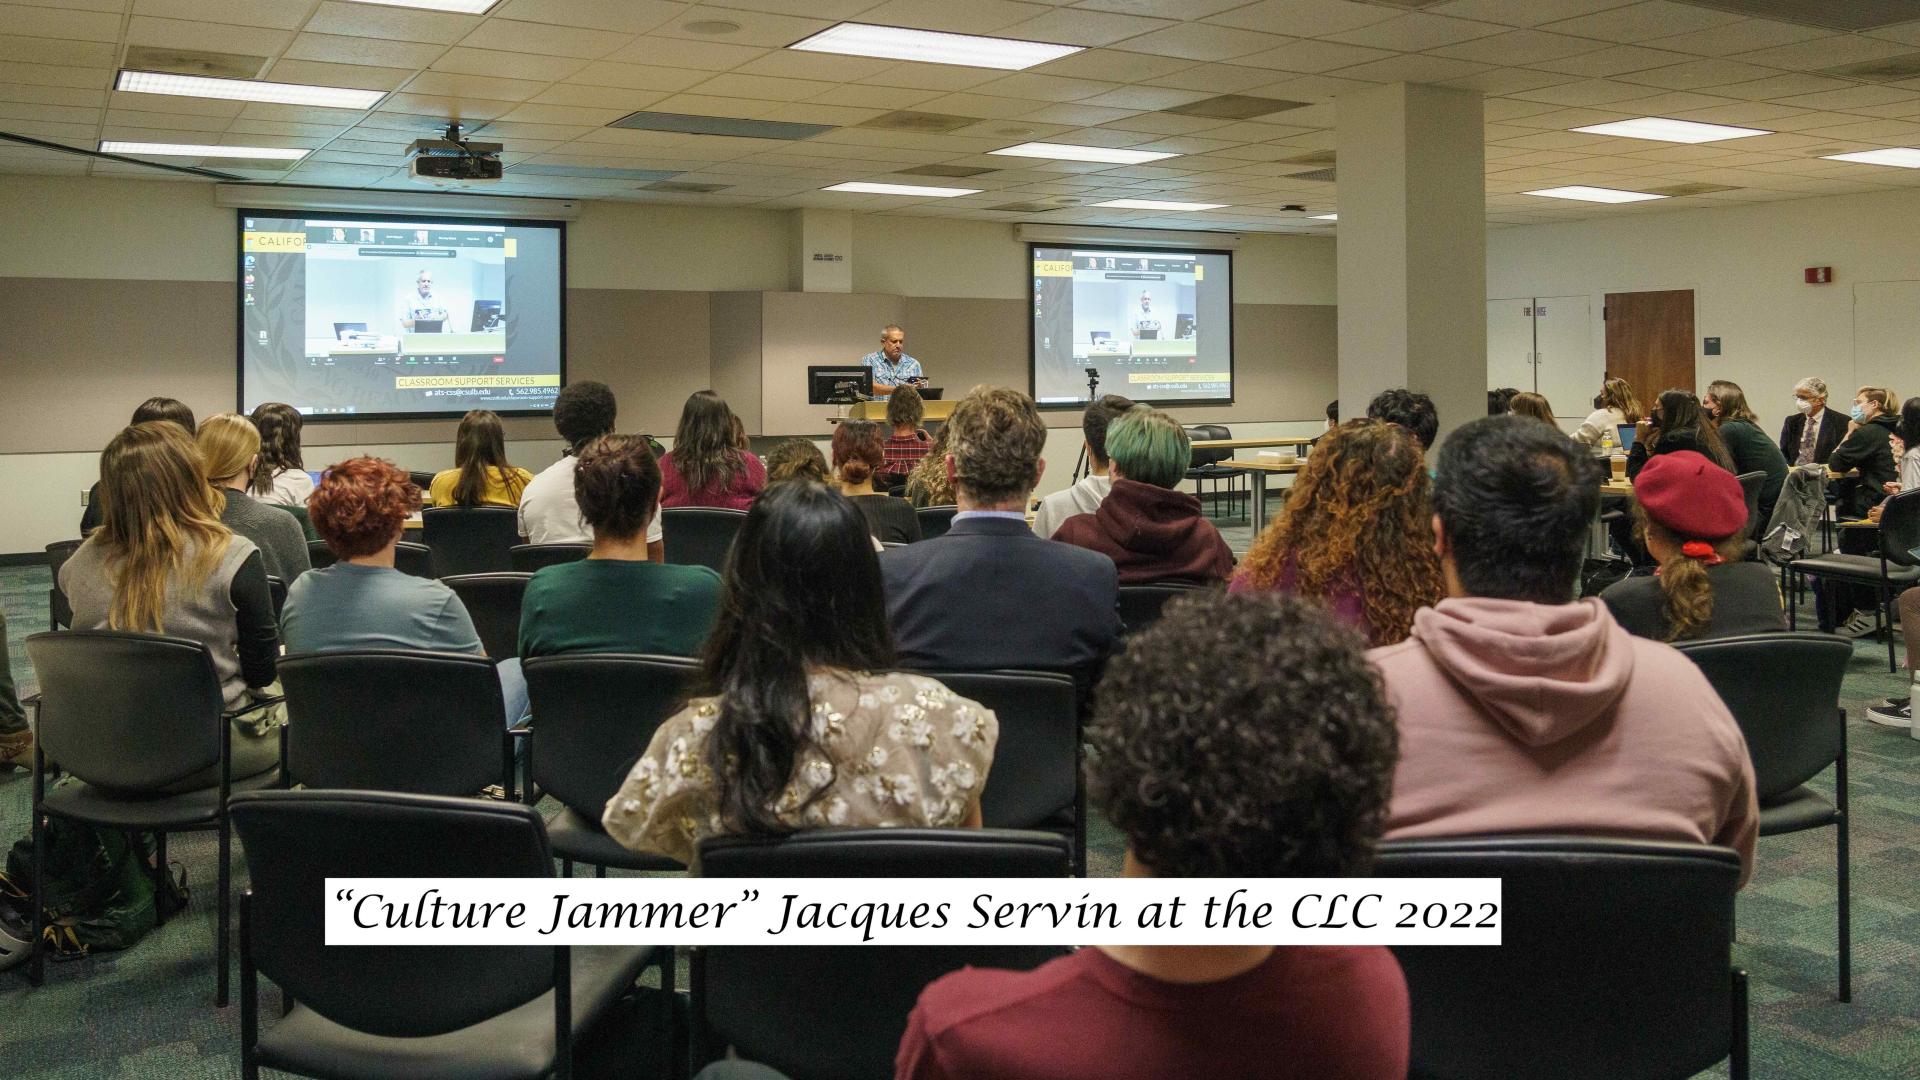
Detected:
[{"left": 1370, "top": 415, "right": 1760, "bottom": 883}]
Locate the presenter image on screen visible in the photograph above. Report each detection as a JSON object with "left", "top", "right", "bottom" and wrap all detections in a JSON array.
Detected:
[
  {"left": 399, "top": 269, "right": 450, "bottom": 334},
  {"left": 1132, "top": 291, "right": 1162, "bottom": 341},
  {"left": 859, "top": 323, "right": 926, "bottom": 397}
]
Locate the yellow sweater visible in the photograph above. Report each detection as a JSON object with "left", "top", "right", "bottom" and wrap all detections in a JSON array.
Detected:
[{"left": 429, "top": 465, "right": 532, "bottom": 508}]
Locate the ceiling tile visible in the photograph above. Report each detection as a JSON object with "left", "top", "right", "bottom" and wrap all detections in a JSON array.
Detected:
[
  {"left": 1232, "top": 39, "right": 1393, "bottom": 73},
  {"left": 1430, "top": 29, "right": 1599, "bottom": 65},
  {"left": 1074, "top": 0, "right": 1247, "bottom": 15},
  {"left": 648, "top": 7, "right": 829, "bottom": 48},
  {"left": 1772, "top": 84, "right": 1919, "bottom": 110},
  {"left": 603, "top": 36, "right": 765, "bottom": 71},
  {"left": 0, "top": 81, "right": 105, "bottom": 107},
  {"left": 284, "top": 33, "right": 446, "bottom": 69},
  {"left": 999, "top": 8, "right": 1175, "bottom": 47},
  {"left": 1643, "top": 19, "right": 1831, "bottom": 58},
  {"left": 1531, "top": 45, "right": 1696, "bottom": 77},
  {"left": 1145, "top": 64, "right": 1287, "bottom": 93},
  {"left": 401, "top": 70, "right": 552, "bottom": 102},
  {"left": 689, "top": 72, "right": 838, "bottom": 101},
  {"left": 433, "top": 47, "right": 591, "bottom": 82},
  {"left": 0, "top": 33, "right": 113, "bottom": 67},
  {"left": 1732, "top": 34, "right": 1916, "bottom": 70},
  {"left": 915, "top": 91, "right": 1053, "bottom": 119},
  {"left": 0, "top": 3, "right": 121, "bottom": 42},
  {"left": 853, "top": 63, "right": 1007, "bottom": 92},
  {"left": 1076, "top": 85, "right": 1213, "bottom": 110},
  {"left": 570, "top": 61, "right": 712, "bottom": 92},
  {"left": 459, "top": 20, "right": 632, "bottom": 60},
  {"left": 1112, "top": 23, "right": 1295, "bottom": 61},
  {"left": 491, "top": 0, "right": 686, "bottom": 34},
  {"left": 267, "top": 59, "right": 417, "bottom": 92},
  {"left": 1019, "top": 101, "right": 1143, "bottom": 126},
  {"left": 704, "top": 0, "right": 874, "bottom": 16},
  {"left": 126, "top": 17, "right": 293, "bottom": 57},
  {"left": 804, "top": 83, "right": 944, "bottom": 110},
  {"left": 1331, "top": 54, "right": 1490, "bottom": 83},
  {"left": 1614, "top": 57, "right": 1779, "bottom": 89},
  {"left": 1508, "top": 78, "right": 1662, "bottom": 106},
  {"left": 1425, "top": 0, "right": 1636, "bottom": 27},
  {"left": 644, "top": 92, "right": 783, "bottom": 119},
  {"left": 971, "top": 73, "right": 1124, "bottom": 102},
  {"left": 305, "top": 2, "right": 480, "bottom": 46},
  {"left": 1711, "top": 73, "right": 1853, "bottom": 100},
  {"left": 729, "top": 50, "right": 896, "bottom": 81},
  {"left": 851, "top": 0, "right": 1054, "bottom": 34},
  {"left": 492, "top": 102, "right": 632, "bottom": 126},
  {"left": 1539, "top": 1, "right": 1741, "bottom": 43},
  {"left": 1205, "top": 0, "right": 1398, "bottom": 36},
  {"left": 1322, "top": 13, "right": 1506, "bottom": 51},
  {"left": 5, "top": 63, "right": 112, "bottom": 90},
  {"left": 530, "top": 83, "right": 673, "bottom": 109},
  {"left": 1443, "top": 67, "right": 1578, "bottom": 95}
]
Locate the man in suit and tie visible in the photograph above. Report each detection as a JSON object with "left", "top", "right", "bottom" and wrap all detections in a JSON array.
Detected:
[
  {"left": 882, "top": 385, "right": 1122, "bottom": 691},
  {"left": 1778, "top": 376, "right": 1848, "bottom": 466}
]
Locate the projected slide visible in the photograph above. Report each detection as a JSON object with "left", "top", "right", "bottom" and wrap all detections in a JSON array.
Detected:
[
  {"left": 239, "top": 212, "right": 564, "bottom": 420},
  {"left": 1031, "top": 245, "right": 1233, "bottom": 407}
]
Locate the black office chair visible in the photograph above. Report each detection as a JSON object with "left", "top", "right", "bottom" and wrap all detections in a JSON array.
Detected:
[
  {"left": 422, "top": 506, "right": 521, "bottom": 577},
  {"left": 692, "top": 829, "right": 1072, "bottom": 1080},
  {"left": 305, "top": 539, "right": 433, "bottom": 578},
  {"left": 278, "top": 650, "right": 520, "bottom": 801},
  {"left": 1374, "top": 836, "right": 1747, "bottom": 1080},
  {"left": 1677, "top": 631, "right": 1853, "bottom": 1001},
  {"left": 1116, "top": 580, "right": 1203, "bottom": 636},
  {"left": 44, "top": 538, "right": 82, "bottom": 630},
  {"left": 523, "top": 653, "right": 698, "bottom": 877},
  {"left": 914, "top": 504, "right": 959, "bottom": 540},
  {"left": 510, "top": 542, "right": 592, "bottom": 572},
  {"left": 406, "top": 470, "right": 437, "bottom": 494},
  {"left": 1734, "top": 470, "right": 1764, "bottom": 541},
  {"left": 918, "top": 670, "right": 1083, "bottom": 874},
  {"left": 660, "top": 507, "right": 748, "bottom": 572},
  {"left": 24, "top": 630, "right": 284, "bottom": 1006},
  {"left": 1787, "top": 488, "right": 1920, "bottom": 670},
  {"left": 266, "top": 575, "right": 288, "bottom": 623},
  {"left": 441, "top": 572, "right": 531, "bottom": 662},
  {"left": 1184, "top": 424, "right": 1246, "bottom": 521},
  {"left": 230, "top": 789, "right": 661, "bottom": 1080}
]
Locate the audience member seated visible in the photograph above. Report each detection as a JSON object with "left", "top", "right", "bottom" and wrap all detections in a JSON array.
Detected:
[
  {"left": 1323, "top": 399, "right": 1338, "bottom": 433},
  {"left": 1573, "top": 377, "right": 1640, "bottom": 447},
  {"left": 764, "top": 438, "right": 830, "bottom": 485},
  {"left": 284, "top": 456, "right": 526, "bottom": 726},
  {"left": 1032, "top": 394, "right": 1133, "bottom": 539},
  {"left": 247, "top": 401, "right": 313, "bottom": 507},
  {"left": 897, "top": 591, "right": 1408, "bottom": 1080},
  {"left": 602, "top": 481, "right": 996, "bottom": 866},
  {"left": 429, "top": 409, "right": 532, "bottom": 508},
  {"left": 1366, "top": 388, "right": 1438, "bottom": 451},
  {"left": 521, "top": 380, "right": 663, "bottom": 560},
  {"left": 199, "top": 413, "right": 311, "bottom": 585},
  {"left": 519, "top": 435, "right": 721, "bottom": 660},
  {"left": 1507, "top": 391, "right": 1556, "bottom": 425},
  {"left": 1051, "top": 406, "right": 1231, "bottom": 583},
  {"left": 1371, "top": 416, "right": 1758, "bottom": 882},
  {"left": 879, "top": 385, "right": 934, "bottom": 488},
  {"left": 1704, "top": 380, "right": 1788, "bottom": 526},
  {"left": 81, "top": 396, "right": 195, "bottom": 534},
  {"left": 1487, "top": 386, "right": 1519, "bottom": 415},
  {"left": 0, "top": 607, "right": 25, "bottom": 769},
  {"left": 831, "top": 420, "right": 921, "bottom": 544},
  {"left": 1627, "top": 389, "right": 1736, "bottom": 481},
  {"left": 62, "top": 421, "right": 280, "bottom": 782},
  {"left": 1870, "top": 402, "right": 1917, "bottom": 729},
  {"left": 1821, "top": 385, "right": 1902, "bottom": 638},
  {"left": 1231, "top": 420, "right": 1443, "bottom": 646},
  {"left": 1779, "top": 376, "right": 1848, "bottom": 467},
  {"left": 904, "top": 426, "right": 956, "bottom": 508},
  {"left": 882, "top": 387, "right": 1121, "bottom": 691},
  {"left": 1601, "top": 451, "right": 1785, "bottom": 642},
  {"left": 661, "top": 390, "right": 766, "bottom": 511}
]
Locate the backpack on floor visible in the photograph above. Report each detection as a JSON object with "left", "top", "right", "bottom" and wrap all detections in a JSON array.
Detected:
[{"left": 0, "top": 814, "right": 183, "bottom": 957}]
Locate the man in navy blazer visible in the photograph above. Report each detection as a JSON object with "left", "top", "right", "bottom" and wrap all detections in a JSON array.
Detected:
[
  {"left": 882, "top": 386, "right": 1122, "bottom": 689},
  {"left": 1777, "top": 376, "right": 1848, "bottom": 466}
]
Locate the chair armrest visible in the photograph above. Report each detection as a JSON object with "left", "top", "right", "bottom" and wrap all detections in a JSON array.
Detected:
[{"left": 224, "top": 694, "right": 286, "bottom": 722}]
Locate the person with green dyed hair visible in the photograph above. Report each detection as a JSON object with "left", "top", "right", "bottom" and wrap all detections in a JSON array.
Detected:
[{"left": 1052, "top": 406, "right": 1233, "bottom": 584}]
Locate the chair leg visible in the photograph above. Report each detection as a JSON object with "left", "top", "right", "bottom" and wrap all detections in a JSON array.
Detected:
[
  {"left": 240, "top": 895, "right": 260, "bottom": 1080},
  {"left": 28, "top": 785, "right": 44, "bottom": 988},
  {"left": 152, "top": 831, "right": 169, "bottom": 927},
  {"left": 1884, "top": 586, "right": 1897, "bottom": 674},
  {"left": 595, "top": 864, "right": 606, "bottom": 879},
  {"left": 216, "top": 811, "right": 231, "bottom": 1008},
  {"left": 1837, "top": 812, "right": 1852, "bottom": 1003},
  {"left": 1730, "top": 968, "right": 1749, "bottom": 1080},
  {"left": 562, "top": 858, "right": 573, "bottom": 878},
  {"left": 659, "top": 948, "right": 679, "bottom": 1080},
  {"left": 1788, "top": 571, "right": 1799, "bottom": 630}
]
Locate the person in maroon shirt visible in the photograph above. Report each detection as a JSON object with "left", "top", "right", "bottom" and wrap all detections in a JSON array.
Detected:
[
  {"left": 660, "top": 390, "right": 765, "bottom": 511},
  {"left": 895, "top": 591, "right": 1409, "bottom": 1080}
]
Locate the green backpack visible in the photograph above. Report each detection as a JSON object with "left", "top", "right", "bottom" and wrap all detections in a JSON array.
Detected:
[{"left": 0, "top": 814, "right": 183, "bottom": 957}]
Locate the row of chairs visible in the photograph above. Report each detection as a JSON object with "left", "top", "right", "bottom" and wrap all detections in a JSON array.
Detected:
[{"left": 1784, "top": 487, "right": 1920, "bottom": 672}]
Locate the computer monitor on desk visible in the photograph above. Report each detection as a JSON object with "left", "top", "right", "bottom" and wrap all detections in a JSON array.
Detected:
[{"left": 807, "top": 365, "right": 873, "bottom": 405}]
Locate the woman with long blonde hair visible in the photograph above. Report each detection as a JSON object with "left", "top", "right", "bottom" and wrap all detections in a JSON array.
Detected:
[
  {"left": 198, "top": 413, "right": 310, "bottom": 585},
  {"left": 1230, "top": 420, "right": 1444, "bottom": 646},
  {"left": 1574, "top": 377, "right": 1641, "bottom": 446}
]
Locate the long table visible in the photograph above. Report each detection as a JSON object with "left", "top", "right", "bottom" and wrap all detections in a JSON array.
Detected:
[{"left": 1225, "top": 458, "right": 1305, "bottom": 530}]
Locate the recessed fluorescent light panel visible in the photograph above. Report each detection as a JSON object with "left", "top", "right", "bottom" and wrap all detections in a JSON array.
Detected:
[
  {"left": 1524, "top": 186, "right": 1667, "bottom": 204},
  {"left": 790, "top": 23, "right": 1082, "bottom": 71},
  {"left": 341, "top": 0, "right": 499, "bottom": 12},
  {"left": 990, "top": 142, "right": 1178, "bottom": 165},
  {"left": 1572, "top": 117, "right": 1770, "bottom": 143},
  {"left": 101, "top": 141, "right": 308, "bottom": 160},
  {"left": 823, "top": 182, "right": 980, "bottom": 197},
  {"left": 1310, "top": 213, "right": 1337, "bottom": 220},
  {"left": 1822, "top": 147, "right": 1920, "bottom": 168},
  {"left": 116, "top": 70, "right": 384, "bottom": 110},
  {"left": 1093, "top": 198, "right": 1227, "bottom": 211}
]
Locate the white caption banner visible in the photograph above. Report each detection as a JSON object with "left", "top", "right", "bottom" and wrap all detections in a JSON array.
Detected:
[{"left": 325, "top": 878, "right": 1501, "bottom": 947}]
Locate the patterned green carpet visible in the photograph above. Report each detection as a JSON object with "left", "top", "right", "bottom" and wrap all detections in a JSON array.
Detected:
[{"left": 1, "top": 550, "right": 1916, "bottom": 1078}]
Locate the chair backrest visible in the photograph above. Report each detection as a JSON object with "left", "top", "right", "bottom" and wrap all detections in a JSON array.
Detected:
[
  {"left": 1184, "top": 425, "right": 1232, "bottom": 468},
  {"left": 26, "top": 630, "right": 226, "bottom": 792},
  {"left": 1879, "top": 487, "right": 1920, "bottom": 567},
  {"left": 1374, "top": 836, "right": 1740, "bottom": 1080},
  {"left": 275, "top": 502, "right": 319, "bottom": 542},
  {"left": 422, "top": 506, "right": 521, "bottom": 577},
  {"left": 1116, "top": 580, "right": 1201, "bottom": 636},
  {"left": 278, "top": 650, "right": 507, "bottom": 796},
  {"left": 1734, "top": 470, "right": 1764, "bottom": 536},
  {"left": 524, "top": 653, "right": 699, "bottom": 822},
  {"left": 510, "top": 542, "right": 592, "bottom": 572},
  {"left": 1674, "top": 632, "right": 1850, "bottom": 801},
  {"left": 307, "top": 540, "right": 433, "bottom": 578},
  {"left": 306, "top": 539, "right": 336, "bottom": 570},
  {"left": 914, "top": 504, "right": 958, "bottom": 540},
  {"left": 660, "top": 507, "right": 749, "bottom": 571},
  {"left": 45, "top": 539, "right": 82, "bottom": 629},
  {"left": 407, "top": 470, "right": 436, "bottom": 494},
  {"left": 266, "top": 575, "right": 288, "bottom": 622},
  {"left": 230, "top": 789, "right": 557, "bottom": 1037},
  {"left": 916, "top": 670, "right": 1077, "bottom": 831},
  {"left": 440, "top": 572, "right": 531, "bottom": 660},
  {"left": 697, "top": 829, "right": 1072, "bottom": 1080}
]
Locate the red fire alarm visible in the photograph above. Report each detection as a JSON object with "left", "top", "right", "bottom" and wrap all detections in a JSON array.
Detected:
[{"left": 1805, "top": 266, "right": 1833, "bottom": 283}]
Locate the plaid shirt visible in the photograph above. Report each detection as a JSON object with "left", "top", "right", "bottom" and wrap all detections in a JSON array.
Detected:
[{"left": 881, "top": 430, "right": 932, "bottom": 482}]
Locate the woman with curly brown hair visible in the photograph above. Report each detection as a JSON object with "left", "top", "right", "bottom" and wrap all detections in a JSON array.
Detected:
[
  {"left": 904, "top": 425, "right": 956, "bottom": 507},
  {"left": 1230, "top": 419, "right": 1444, "bottom": 646}
]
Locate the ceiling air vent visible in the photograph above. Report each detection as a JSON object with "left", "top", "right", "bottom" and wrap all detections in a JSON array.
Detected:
[
  {"left": 1816, "top": 53, "right": 1920, "bottom": 81},
  {"left": 897, "top": 163, "right": 996, "bottom": 177},
  {"left": 1280, "top": 150, "right": 1336, "bottom": 167},
  {"left": 987, "top": 201, "right": 1067, "bottom": 213},
  {"left": 1288, "top": 167, "right": 1338, "bottom": 182},
  {"left": 1642, "top": 182, "right": 1741, "bottom": 196},
  {"left": 1675, "top": 0, "right": 1920, "bottom": 31},
  {"left": 858, "top": 111, "right": 982, "bottom": 134},
  {"left": 122, "top": 46, "right": 267, "bottom": 80},
  {"left": 608, "top": 112, "right": 832, "bottom": 140},
  {"left": 644, "top": 181, "right": 729, "bottom": 193},
  {"left": 1163, "top": 95, "right": 1312, "bottom": 120}
]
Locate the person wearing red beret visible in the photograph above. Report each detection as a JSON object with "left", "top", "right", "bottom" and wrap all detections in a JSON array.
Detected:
[{"left": 1600, "top": 450, "right": 1787, "bottom": 642}]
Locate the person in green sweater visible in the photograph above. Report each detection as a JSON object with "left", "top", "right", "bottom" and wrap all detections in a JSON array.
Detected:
[
  {"left": 518, "top": 434, "right": 722, "bottom": 658},
  {"left": 1705, "top": 380, "right": 1788, "bottom": 531}
]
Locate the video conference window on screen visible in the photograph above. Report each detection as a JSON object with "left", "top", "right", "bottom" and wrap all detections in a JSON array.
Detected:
[
  {"left": 1031, "top": 244, "right": 1234, "bottom": 407},
  {"left": 238, "top": 212, "right": 565, "bottom": 421}
]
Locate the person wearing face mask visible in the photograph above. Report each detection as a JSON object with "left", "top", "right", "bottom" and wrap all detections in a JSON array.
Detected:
[
  {"left": 1777, "top": 377, "right": 1847, "bottom": 466},
  {"left": 1816, "top": 386, "right": 1901, "bottom": 638}
]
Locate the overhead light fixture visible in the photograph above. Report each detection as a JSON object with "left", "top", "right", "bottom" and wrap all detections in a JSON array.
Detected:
[
  {"left": 1572, "top": 117, "right": 1770, "bottom": 144},
  {"left": 117, "top": 70, "right": 385, "bottom": 110},
  {"left": 339, "top": 0, "right": 500, "bottom": 12},
  {"left": 789, "top": 23, "right": 1082, "bottom": 71},
  {"left": 1822, "top": 147, "right": 1920, "bottom": 168},
  {"left": 989, "top": 142, "right": 1178, "bottom": 165},
  {"left": 1524, "top": 186, "right": 1667, "bottom": 204},
  {"left": 823, "top": 181, "right": 980, "bottom": 197},
  {"left": 102, "top": 141, "right": 309, "bottom": 160},
  {"left": 1093, "top": 198, "right": 1227, "bottom": 211},
  {"left": 1310, "top": 213, "right": 1337, "bottom": 220}
]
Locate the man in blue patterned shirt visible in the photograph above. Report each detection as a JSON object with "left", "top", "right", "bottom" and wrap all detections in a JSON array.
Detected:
[{"left": 860, "top": 323, "right": 925, "bottom": 397}]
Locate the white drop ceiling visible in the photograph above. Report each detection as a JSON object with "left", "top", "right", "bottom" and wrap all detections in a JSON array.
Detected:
[{"left": 8, "top": 0, "right": 1920, "bottom": 230}]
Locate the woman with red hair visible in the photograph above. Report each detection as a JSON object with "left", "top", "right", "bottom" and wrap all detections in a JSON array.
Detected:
[
  {"left": 831, "top": 420, "right": 920, "bottom": 544},
  {"left": 281, "top": 456, "right": 527, "bottom": 725}
]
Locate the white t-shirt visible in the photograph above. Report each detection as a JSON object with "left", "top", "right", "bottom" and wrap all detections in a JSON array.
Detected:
[
  {"left": 399, "top": 289, "right": 455, "bottom": 333},
  {"left": 518, "top": 453, "right": 663, "bottom": 545},
  {"left": 1574, "top": 407, "right": 1626, "bottom": 447},
  {"left": 1031, "top": 473, "right": 1112, "bottom": 539},
  {"left": 257, "top": 467, "right": 314, "bottom": 508}
]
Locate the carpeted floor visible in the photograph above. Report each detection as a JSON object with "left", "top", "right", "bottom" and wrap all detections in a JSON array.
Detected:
[{"left": 1, "top": 530, "right": 1917, "bottom": 1077}]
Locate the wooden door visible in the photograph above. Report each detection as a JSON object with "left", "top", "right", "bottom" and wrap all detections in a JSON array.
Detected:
[{"left": 1604, "top": 289, "right": 1695, "bottom": 401}]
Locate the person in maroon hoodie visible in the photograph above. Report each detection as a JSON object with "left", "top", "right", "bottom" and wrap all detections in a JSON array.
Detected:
[{"left": 1050, "top": 406, "right": 1234, "bottom": 583}]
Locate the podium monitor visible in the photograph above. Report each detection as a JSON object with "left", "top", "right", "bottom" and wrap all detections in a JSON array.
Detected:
[{"left": 808, "top": 365, "right": 873, "bottom": 405}]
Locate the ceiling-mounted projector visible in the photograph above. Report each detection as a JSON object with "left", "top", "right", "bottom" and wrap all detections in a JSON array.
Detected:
[{"left": 405, "top": 124, "right": 502, "bottom": 186}]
